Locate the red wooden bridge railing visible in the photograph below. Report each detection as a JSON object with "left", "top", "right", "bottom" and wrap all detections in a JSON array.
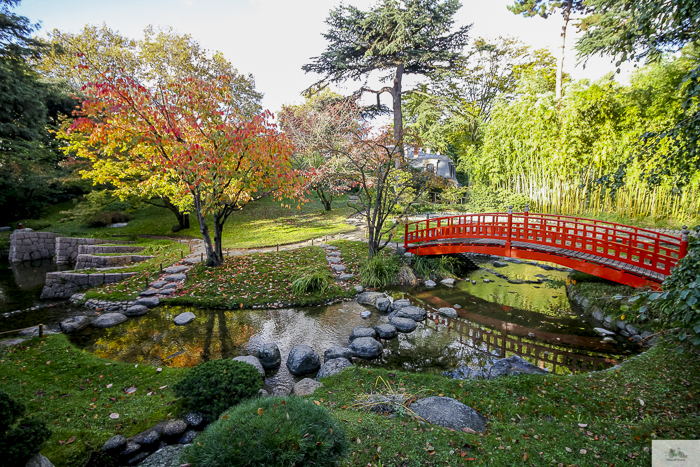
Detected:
[{"left": 403, "top": 207, "right": 690, "bottom": 288}]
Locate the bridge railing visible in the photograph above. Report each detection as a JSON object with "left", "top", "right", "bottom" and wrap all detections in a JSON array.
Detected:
[{"left": 404, "top": 208, "right": 689, "bottom": 277}]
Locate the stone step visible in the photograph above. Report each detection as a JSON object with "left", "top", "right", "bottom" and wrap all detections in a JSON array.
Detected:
[
  {"left": 75, "top": 254, "right": 154, "bottom": 270},
  {"left": 78, "top": 244, "right": 145, "bottom": 255}
]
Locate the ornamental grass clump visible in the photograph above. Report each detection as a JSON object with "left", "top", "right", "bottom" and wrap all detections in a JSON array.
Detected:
[
  {"left": 173, "top": 359, "right": 263, "bottom": 421},
  {"left": 359, "top": 253, "right": 401, "bottom": 288},
  {"left": 0, "top": 390, "right": 51, "bottom": 467},
  {"left": 291, "top": 269, "right": 334, "bottom": 295},
  {"left": 180, "top": 396, "right": 348, "bottom": 467}
]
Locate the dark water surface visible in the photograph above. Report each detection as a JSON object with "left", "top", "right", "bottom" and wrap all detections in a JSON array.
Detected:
[{"left": 0, "top": 258, "right": 638, "bottom": 395}]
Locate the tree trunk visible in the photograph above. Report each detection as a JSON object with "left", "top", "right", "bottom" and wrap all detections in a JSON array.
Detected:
[
  {"left": 213, "top": 212, "right": 225, "bottom": 263},
  {"left": 162, "top": 197, "right": 190, "bottom": 229},
  {"left": 192, "top": 191, "right": 221, "bottom": 267},
  {"left": 316, "top": 188, "right": 332, "bottom": 211},
  {"left": 556, "top": 0, "right": 572, "bottom": 104},
  {"left": 392, "top": 63, "right": 404, "bottom": 150}
]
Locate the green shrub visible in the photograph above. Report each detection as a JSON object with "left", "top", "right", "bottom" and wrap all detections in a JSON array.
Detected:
[
  {"left": 86, "top": 211, "right": 133, "bottom": 228},
  {"left": 180, "top": 396, "right": 349, "bottom": 467},
  {"left": 0, "top": 390, "right": 51, "bottom": 467},
  {"left": 103, "top": 199, "right": 132, "bottom": 211},
  {"left": 173, "top": 359, "right": 263, "bottom": 421},
  {"left": 464, "top": 185, "right": 531, "bottom": 213},
  {"left": 412, "top": 255, "right": 465, "bottom": 281},
  {"left": 291, "top": 269, "right": 334, "bottom": 295},
  {"left": 360, "top": 253, "right": 401, "bottom": 288}
]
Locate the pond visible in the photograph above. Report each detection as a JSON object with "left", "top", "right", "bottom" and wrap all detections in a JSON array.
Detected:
[{"left": 0, "top": 258, "right": 637, "bottom": 395}]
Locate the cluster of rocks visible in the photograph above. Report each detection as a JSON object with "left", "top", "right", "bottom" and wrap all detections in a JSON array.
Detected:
[
  {"left": 101, "top": 411, "right": 205, "bottom": 465},
  {"left": 59, "top": 293, "right": 160, "bottom": 332},
  {"left": 1, "top": 302, "right": 55, "bottom": 319},
  {"left": 566, "top": 284, "right": 654, "bottom": 346},
  {"left": 321, "top": 244, "right": 355, "bottom": 281}
]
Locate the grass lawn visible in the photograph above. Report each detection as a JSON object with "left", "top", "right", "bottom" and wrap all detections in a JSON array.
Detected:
[
  {"left": 0, "top": 334, "right": 186, "bottom": 467},
  {"left": 316, "top": 340, "right": 699, "bottom": 466},
  {"left": 166, "top": 244, "right": 361, "bottom": 309}
]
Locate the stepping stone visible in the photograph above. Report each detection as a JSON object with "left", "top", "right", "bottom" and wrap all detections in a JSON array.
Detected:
[
  {"left": 182, "top": 257, "right": 200, "bottom": 265},
  {"left": 327, "top": 257, "right": 342, "bottom": 263},
  {"left": 390, "top": 317, "right": 417, "bottom": 332},
  {"left": 93, "top": 313, "right": 128, "bottom": 328},
  {"left": 326, "top": 251, "right": 341, "bottom": 257},
  {"left": 349, "top": 337, "right": 383, "bottom": 359},
  {"left": 331, "top": 264, "right": 346, "bottom": 272},
  {"left": 324, "top": 246, "right": 338, "bottom": 251},
  {"left": 410, "top": 397, "right": 487, "bottom": 433},
  {"left": 151, "top": 281, "right": 168, "bottom": 289},
  {"left": 134, "top": 297, "right": 159, "bottom": 308},
  {"left": 338, "top": 274, "right": 354, "bottom": 280},
  {"left": 257, "top": 343, "right": 281, "bottom": 369},
  {"left": 140, "top": 289, "right": 160, "bottom": 296},
  {"left": 437, "top": 307, "right": 457, "bottom": 318},
  {"left": 159, "top": 288, "right": 176, "bottom": 295},
  {"left": 375, "top": 297, "right": 391, "bottom": 312},
  {"left": 374, "top": 324, "right": 397, "bottom": 339},
  {"left": 0, "top": 338, "right": 26, "bottom": 347},
  {"left": 354, "top": 285, "right": 364, "bottom": 293},
  {"left": 60, "top": 315, "right": 92, "bottom": 333},
  {"left": 123, "top": 305, "right": 149, "bottom": 317},
  {"left": 174, "top": 312, "right": 196, "bottom": 326},
  {"left": 163, "top": 274, "right": 186, "bottom": 282},
  {"left": 424, "top": 280, "right": 437, "bottom": 287},
  {"left": 164, "top": 266, "right": 189, "bottom": 274},
  {"left": 162, "top": 282, "right": 178, "bottom": 289},
  {"left": 324, "top": 346, "right": 354, "bottom": 361},
  {"left": 390, "top": 299, "right": 411, "bottom": 311},
  {"left": 349, "top": 326, "right": 376, "bottom": 341},
  {"left": 396, "top": 306, "right": 427, "bottom": 321}
]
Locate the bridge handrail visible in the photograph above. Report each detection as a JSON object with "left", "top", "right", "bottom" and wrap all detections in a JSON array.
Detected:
[{"left": 404, "top": 210, "right": 689, "bottom": 278}]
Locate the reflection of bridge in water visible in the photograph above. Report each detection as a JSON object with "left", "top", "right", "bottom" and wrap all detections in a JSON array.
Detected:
[{"left": 412, "top": 292, "right": 627, "bottom": 375}]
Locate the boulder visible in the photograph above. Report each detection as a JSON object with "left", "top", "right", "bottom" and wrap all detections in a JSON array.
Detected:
[
  {"left": 349, "top": 326, "right": 377, "bottom": 341},
  {"left": 390, "top": 317, "right": 417, "bottom": 332},
  {"left": 375, "top": 297, "right": 391, "bottom": 312},
  {"left": 121, "top": 441, "right": 141, "bottom": 457},
  {"left": 161, "top": 419, "right": 187, "bottom": 439},
  {"left": 26, "top": 454, "right": 54, "bottom": 467},
  {"left": 357, "top": 291, "right": 387, "bottom": 306},
  {"left": 92, "top": 313, "right": 128, "bottom": 328},
  {"left": 593, "top": 327, "right": 615, "bottom": 337},
  {"left": 349, "top": 337, "right": 383, "bottom": 359},
  {"left": 437, "top": 307, "right": 457, "bottom": 318},
  {"left": 324, "top": 346, "right": 354, "bottom": 361},
  {"left": 133, "top": 296, "right": 159, "bottom": 308},
  {"left": 136, "top": 445, "right": 187, "bottom": 467},
  {"left": 390, "top": 299, "right": 412, "bottom": 311},
  {"left": 18, "top": 326, "right": 56, "bottom": 337},
  {"left": 183, "top": 411, "right": 205, "bottom": 429},
  {"left": 257, "top": 343, "right": 281, "bottom": 369},
  {"left": 293, "top": 378, "right": 323, "bottom": 396},
  {"left": 625, "top": 323, "right": 639, "bottom": 336},
  {"left": 286, "top": 345, "right": 321, "bottom": 376},
  {"left": 233, "top": 355, "right": 265, "bottom": 375},
  {"left": 316, "top": 358, "right": 353, "bottom": 381},
  {"left": 373, "top": 324, "right": 397, "bottom": 339},
  {"left": 60, "top": 315, "right": 91, "bottom": 333},
  {"left": 424, "top": 280, "right": 437, "bottom": 287},
  {"left": 123, "top": 305, "right": 149, "bottom": 317},
  {"left": 173, "top": 312, "right": 196, "bottom": 326},
  {"left": 354, "top": 285, "right": 364, "bottom": 293},
  {"left": 258, "top": 389, "right": 270, "bottom": 397},
  {"left": 488, "top": 355, "right": 548, "bottom": 379},
  {"left": 178, "top": 429, "right": 198, "bottom": 444},
  {"left": 440, "top": 278, "right": 456, "bottom": 286},
  {"left": 396, "top": 306, "right": 427, "bottom": 321},
  {"left": 410, "top": 397, "right": 487, "bottom": 433},
  {"left": 131, "top": 426, "right": 161, "bottom": 447},
  {"left": 102, "top": 434, "right": 127, "bottom": 453},
  {"left": 492, "top": 261, "right": 508, "bottom": 268}
]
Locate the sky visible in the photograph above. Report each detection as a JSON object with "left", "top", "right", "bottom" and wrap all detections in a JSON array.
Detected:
[{"left": 16, "top": 0, "right": 634, "bottom": 113}]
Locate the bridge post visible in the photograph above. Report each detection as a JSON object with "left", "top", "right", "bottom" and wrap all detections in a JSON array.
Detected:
[
  {"left": 404, "top": 223, "right": 408, "bottom": 250},
  {"left": 505, "top": 206, "right": 513, "bottom": 255},
  {"left": 680, "top": 225, "right": 690, "bottom": 259},
  {"left": 524, "top": 204, "right": 529, "bottom": 241}
]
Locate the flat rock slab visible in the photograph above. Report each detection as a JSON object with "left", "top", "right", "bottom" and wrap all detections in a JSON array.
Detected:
[
  {"left": 326, "top": 251, "right": 341, "bottom": 257},
  {"left": 323, "top": 246, "right": 338, "bottom": 251},
  {"left": 327, "top": 256, "right": 342, "bottom": 263},
  {"left": 182, "top": 257, "right": 200, "bottom": 265},
  {"left": 0, "top": 338, "right": 26, "bottom": 347},
  {"left": 161, "top": 282, "right": 178, "bottom": 289},
  {"left": 139, "top": 288, "right": 160, "bottom": 296},
  {"left": 316, "top": 358, "right": 353, "bottom": 381},
  {"left": 92, "top": 313, "right": 128, "bottom": 328},
  {"left": 396, "top": 306, "right": 427, "bottom": 321},
  {"left": 349, "top": 326, "right": 377, "bottom": 341},
  {"left": 293, "top": 378, "right": 323, "bottom": 396},
  {"left": 162, "top": 419, "right": 187, "bottom": 438},
  {"left": 330, "top": 264, "right": 346, "bottom": 272},
  {"left": 357, "top": 291, "right": 387, "bottom": 306},
  {"left": 163, "top": 273, "right": 186, "bottom": 282},
  {"left": 488, "top": 355, "right": 548, "bottom": 379},
  {"left": 349, "top": 337, "right": 383, "bottom": 359},
  {"left": 233, "top": 355, "right": 265, "bottom": 375},
  {"left": 174, "top": 312, "right": 196, "bottom": 326},
  {"left": 391, "top": 299, "right": 412, "bottom": 311},
  {"left": 60, "top": 315, "right": 91, "bottom": 333},
  {"left": 390, "top": 317, "right": 417, "bottom": 333},
  {"left": 158, "top": 288, "right": 176, "bottom": 295},
  {"left": 338, "top": 274, "right": 355, "bottom": 280},
  {"left": 354, "top": 285, "right": 364, "bottom": 293},
  {"left": 374, "top": 324, "right": 397, "bottom": 339},
  {"left": 123, "top": 305, "right": 149, "bottom": 317},
  {"left": 134, "top": 297, "right": 159, "bottom": 308},
  {"left": 437, "top": 307, "right": 458, "bottom": 318},
  {"left": 410, "top": 396, "right": 487, "bottom": 433},
  {"left": 324, "top": 346, "right": 354, "bottom": 361},
  {"left": 151, "top": 281, "right": 168, "bottom": 289},
  {"left": 286, "top": 344, "right": 321, "bottom": 376},
  {"left": 163, "top": 265, "right": 189, "bottom": 274}
]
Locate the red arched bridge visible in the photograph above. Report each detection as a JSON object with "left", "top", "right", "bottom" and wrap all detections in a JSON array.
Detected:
[{"left": 403, "top": 209, "right": 690, "bottom": 289}]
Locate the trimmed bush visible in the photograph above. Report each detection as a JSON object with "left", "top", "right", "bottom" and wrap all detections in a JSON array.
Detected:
[
  {"left": 0, "top": 390, "right": 51, "bottom": 467},
  {"left": 359, "top": 253, "right": 401, "bottom": 288},
  {"left": 180, "top": 396, "right": 349, "bottom": 467},
  {"left": 291, "top": 269, "right": 334, "bottom": 295},
  {"left": 173, "top": 359, "right": 263, "bottom": 421}
]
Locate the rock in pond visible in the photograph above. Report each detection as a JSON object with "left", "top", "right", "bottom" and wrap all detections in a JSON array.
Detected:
[
  {"left": 316, "top": 358, "right": 353, "bottom": 381},
  {"left": 324, "top": 346, "right": 354, "bottom": 361},
  {"left": 437, "top": 307, "right": 457, "bottom": 318},
  {"left": 374, "top": 323, "right": 397, "bottom": 339},
  {"left": 349, "top": 337, "right": 383, "bottom": 359},
  {"left": 424, "top": 280, "right": 437, "bottom": 287},
  {"left": 173, "top": 312, "right": 196, "bottom": 326},
  {"left": 293, "top": 378, "right": 323, "bottom": 396},
  {"left": 390, "top": 317, "right": 417, "bottom": 333},
  {"left": 257, "top": 343, "right": 281, "bottom": 369},
  {"left": 60, "top": 315, "right": 91, "bottom": 333},
  {"left": 410, "top": 396, "right": 487, "bottom": 433},
  {"left": 286, "top": 345, "right": 321, "bottom": 376},
  {"left": 594, "top": 327, "right": 615, "bottom": 337},
  {"left": 349, "top": 326, "right": 376, "bottom": 342},
  {"left": 375, "top": 297, "right": 391, "bottom": 312},
  {"left": 396, "top": 306, "right": 427, "bottom": 321},
  {"left": 92, "top": 313, "right": 128, "bottom": 328},
  {"left": 360, "top": 310, "right": 371, "bottom": 319},
  {"left": 440, "top": 278, "right": 456, "bottom": 286},
  {"left": 488, "top": 355, "right": 548, "bottom": 379},
  {"left": 492, "top": 261, "right": 508, "bottom": 268},
  {"left": 123, "top": 305, "right": 149, "bottom": 317},
  {"left": 133, "top": 296, "right": 159, "bottom": 308},
  {"left": 391, "top": 299, "right": 411, "bottom": 311},
  {"left": 357, "top": 291, "right": 387, "bottom": 306},
  {"left": 233, "top": 355, "right": 265, "bottom": 375}
]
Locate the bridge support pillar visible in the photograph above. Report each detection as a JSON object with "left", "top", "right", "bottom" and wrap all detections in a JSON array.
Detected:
[{"left": 505, "top": 206, "right": 513, "bottom": 256}]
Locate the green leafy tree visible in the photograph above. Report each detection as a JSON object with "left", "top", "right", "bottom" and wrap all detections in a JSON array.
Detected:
[
  {"left": 508, "top": 0, "right": 589, "bottom": 102},
  {"left": 302, "top": 0, "right": 470, "bottom": 147}
]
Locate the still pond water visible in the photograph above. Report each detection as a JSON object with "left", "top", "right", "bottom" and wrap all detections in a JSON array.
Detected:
[{"left": 0, "top": 258, "right": 637, "bottom": 395}]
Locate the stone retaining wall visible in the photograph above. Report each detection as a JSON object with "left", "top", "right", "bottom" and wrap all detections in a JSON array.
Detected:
[
  {"left": 75, "top": 254, "right": 154, "bottom": 269},
  {"left": 78, "top": 245, "right": 143, "bottom": 255},
  {"left": 41, "top": 271, "right": 138, "bottom": 299},
  {"left": 55, "top": 237, "right": 113, "bottom": 264},
  {"left": 8, "top": 231, "right": 57, "bottom": 262}
]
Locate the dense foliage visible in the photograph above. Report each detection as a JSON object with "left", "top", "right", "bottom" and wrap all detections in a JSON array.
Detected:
[
  {"left": 359, "top": 252, "right": 402, "bottom": 288},
  {"left": 0, "top": 390, "right": 51, "bottom": 467},
  {"left": 173, "top": 359, "right": 263, "bottom": 421},
  {"left": 180, "top": 396, "right": 349, "bottom": 467}
]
